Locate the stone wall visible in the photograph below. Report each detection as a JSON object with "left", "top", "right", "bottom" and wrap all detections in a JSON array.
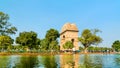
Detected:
[{"left": 60, "top": 31, "right": 79, "bottom": 50}]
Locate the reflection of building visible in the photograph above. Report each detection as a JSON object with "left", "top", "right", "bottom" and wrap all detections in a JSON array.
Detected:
[
  {"left": 60, "top": 54, "right": 79, "bottom": 68},
  {"left": 60, "top": 23, "right": 79, "bottom": 50}
]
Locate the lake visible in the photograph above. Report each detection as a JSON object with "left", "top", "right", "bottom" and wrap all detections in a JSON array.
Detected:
[{"left": 0, "top": 54, "right": 120, "bottom": 68}]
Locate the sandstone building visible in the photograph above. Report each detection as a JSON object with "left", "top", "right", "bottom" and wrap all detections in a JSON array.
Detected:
[{"left": 60, "top": 23, "right": 79, "bottom": 51}]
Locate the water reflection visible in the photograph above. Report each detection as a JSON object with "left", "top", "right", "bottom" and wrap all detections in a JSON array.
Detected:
[
  {"left": 114, "top": 54, "right": 120, "bottom": 68},
  {"left": 79, "top": 54, "right": 103, "bottom": 68},
  {"left": 14, "top": 56, "right": 39, "bottom": 68},
  {"left": 41, "top": 55, "right": 59, "bottom": 68},
  {"left": 60, "top": 54, "right": 79, "bottom": 68},
  {"left": 0, "top": 56, "right": 10, "bottom": 68},
  {"left": 0, "top": 54, "right": 120, "bottom": 68}
]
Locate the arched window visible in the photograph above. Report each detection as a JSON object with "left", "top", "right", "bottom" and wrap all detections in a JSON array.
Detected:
[
  {"left": 63, "top": 35, "right": 65, "bottom": 38},
  {"left": 71, "top": 39, "right": 74, "bottom": 43}
]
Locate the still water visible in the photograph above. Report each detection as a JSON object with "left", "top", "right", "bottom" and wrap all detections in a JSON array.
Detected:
[{"left": 0, "top": 54, "right": 120, "bottom": 68}]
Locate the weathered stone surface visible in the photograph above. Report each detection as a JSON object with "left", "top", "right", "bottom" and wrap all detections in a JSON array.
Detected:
[{"left": 60, "top": 23, "right": 79, "bottom": 50}]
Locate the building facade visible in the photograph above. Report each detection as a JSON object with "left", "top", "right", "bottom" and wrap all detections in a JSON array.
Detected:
[{"left": 60, "top": 23, "right": 79, "bottom": 51}]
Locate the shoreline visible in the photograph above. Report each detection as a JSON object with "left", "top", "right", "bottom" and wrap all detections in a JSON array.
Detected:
[{"left": 0, "top": 52, "right": 119, "bottom": 56}]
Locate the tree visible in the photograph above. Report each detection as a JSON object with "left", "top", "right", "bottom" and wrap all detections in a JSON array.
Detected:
[
  {"left": 112, "top": 40, "right": 120, "bottom": 52},
  {"left": 45, "top": 28, "right": 59, "bottom": 42},
  {"left": 88, "top": 46, "right": 94, "bottom": 52},
  {"left": 45, "top": 28, "right": 59, "bottom": 51},
  {"left": 49, "top": 40, "right": 59, "bottom": 51},
  {"left": 79, "top": 46, "right": 84, "bottom": 51},
  {"left": 35, "top": 38, "right": 41, "bottom": 49},
  {"left": 63, "top": 41, "right": 74, "bottom": 50},
  {"left": 16, "top": 31, "right": 40, "bottom": 49},
  {"left": 0, "top": 35, "right": 13, "bottom": 50},
  {"left": 0, "top": 12, "right": 17, "bottom": 35},
  {"left": 40, "top": 39, "right": 49, "bottom": 50},
  {"left": 79, "top": 29, "right": 102, "bottom": 53}
]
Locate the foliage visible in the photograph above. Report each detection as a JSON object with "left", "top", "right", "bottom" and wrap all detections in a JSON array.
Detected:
[
  {"left": 0, "top": 35, "right": 13, "bottom": 50},
  {"left": 45, "top": 28, "right": 59, "bottom": 42},
  {"left": 40, "top": 38, "right": 59, "bottom": 51},
  {"left": 35, "top": 38, "right": 41, "bottom": 49},
  {"left": 0, "top": 12, "right": 17, "bottom": 35},
  {"left": 88, "top": 46, "right": 94, "bottom": 51},
  {"left": 79, "top": 29, "right": 102, "bottom": 53},
  {"left": 63, "top": 41, "right": 74, "bottom": 49},
  {"left": 87, "top": 46, "right": 113, "bottom": 52},
  {"left": 40, "top": 39, "right": 49, "bottom": 50},
  {"left": 16, "top": 31, "right": 40, "bottom": 49},
  {"left": 79, "top": 46, "right": 84, "bottom": 51},
  {"left": 112, "top": 40, "right": 120, "bottom": 52},
  {"left": 49, "top": 40, "right": 59, "bottom": 51},
  {"left": 44, "top": 28, "right": 60, "bottom": 51}
]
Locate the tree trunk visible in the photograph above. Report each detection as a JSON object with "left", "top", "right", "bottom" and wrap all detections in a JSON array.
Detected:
[{"left": 84, "top": 47, "right": 88, "bottom": 53}]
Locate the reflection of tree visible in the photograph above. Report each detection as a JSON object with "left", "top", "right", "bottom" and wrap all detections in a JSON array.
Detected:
[
  {"left": 60, "top": 54, "right": 79, "bottom": 68},
  {"left": 83, "top": 55, "right": 93, "bottom": 68},
  {"left": 14, "top": 56, "right": 39, "bottom": 68},
  {"left": 0, "top": 56, "right": 10, "bottom": 68},
  {"left": 42, "top": 55, "right": 58, "bottom": 68},
  {"left": 79, "top": 54, "right": 103, "bottom": 68},
  {"left": 115, "top": 55, "right": 120, "bottom": 67}
]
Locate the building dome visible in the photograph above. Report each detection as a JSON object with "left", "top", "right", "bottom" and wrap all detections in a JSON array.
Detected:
[{"left": 61, "top": 23, "right": 78, "bottom": 34}]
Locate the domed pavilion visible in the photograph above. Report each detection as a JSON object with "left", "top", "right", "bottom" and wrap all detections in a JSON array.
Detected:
[{"left": 60, "top": 23, "right": 79, "bottom": 51}]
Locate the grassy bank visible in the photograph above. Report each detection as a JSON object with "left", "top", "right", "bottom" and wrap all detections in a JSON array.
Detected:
[
  {"left": 0, "top": 51, "right": 117, "bottom": 56},
  {"left": 0, "top": 52, "right": 60, "bottom": 56}
]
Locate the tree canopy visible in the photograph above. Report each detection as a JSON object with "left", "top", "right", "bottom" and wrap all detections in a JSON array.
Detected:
[
  {"left": 16, "top": 31, "right": 40, "bottom": 49},
  {"left": 42, "top": 28, "right": 60, "bottom": 51},
  {"left": 45, "top": 28, "right": 59, "bottom": 42},
  {"left": 40, "top": 39, "right": 49, "bottom": 50},
  {"left": 0, "top": 12, "right": 17, "bottom": 35},
  {"left": 79, "top": 29, "right": 102, "bottom": 53},
  {"left": 112, "top": 40, "right": 120, "bottom": 52},
  {"left": 0, "top": 35, "right": 13, "bottom": 50},
  {"left": 63, "top": 41, "right": 74, "bottom": 50}
]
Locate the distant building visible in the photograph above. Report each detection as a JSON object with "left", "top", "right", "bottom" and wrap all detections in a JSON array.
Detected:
[{"left": 60, "top": 23, "right": 79, "bottom": 51}]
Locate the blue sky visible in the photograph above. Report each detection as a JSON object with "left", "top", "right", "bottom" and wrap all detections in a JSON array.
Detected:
[{"left": 0, "top": 0, "right": 120, "bottom": 47}]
